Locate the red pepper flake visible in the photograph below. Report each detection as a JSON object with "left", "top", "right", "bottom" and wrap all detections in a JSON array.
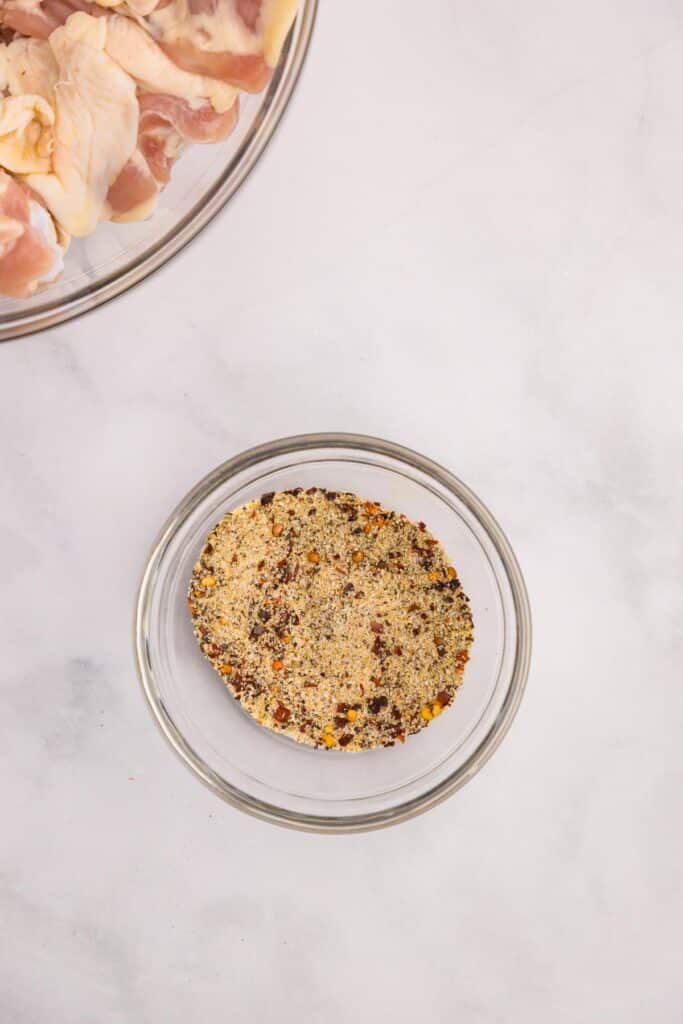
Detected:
[
  {"left": 372, "top": 636, "right": 387, "bottom": 657},
  {"left": 274, "top": 704, "right": 291, "bottom": 723}
]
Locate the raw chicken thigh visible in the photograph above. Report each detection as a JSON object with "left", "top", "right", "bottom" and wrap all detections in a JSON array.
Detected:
[
  {"left": 0, "top": 0, "right": 299, "bottom": 298},
  {"left": 0, "top": 0, "right": 102, "bottom": 40},
  {"left": 0, "top": 168, "right": 66, "bottom": 296},
  {"left": 146, "top": 0, "right": 299, "bottom": 90},
  {"left": 24, "top": 14, "right": 139, "bottom": 235}
]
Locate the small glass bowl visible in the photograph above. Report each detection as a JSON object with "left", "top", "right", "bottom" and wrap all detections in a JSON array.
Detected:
[{"left": 135, "top": 434, "right": 531, "bottom": 832}]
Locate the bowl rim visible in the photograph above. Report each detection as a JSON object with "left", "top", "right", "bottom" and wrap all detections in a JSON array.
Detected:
[
  {"left": 0, "top": 0, "right": 318, "bottom": 343},
  {"left": 134, "top": 432, "right": 533, "bottom": 833}
]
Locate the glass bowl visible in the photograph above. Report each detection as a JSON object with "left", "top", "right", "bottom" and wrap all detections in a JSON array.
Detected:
[
  {"left": 135, "top": 433, "right": 532, "bottom": 833},
  {"left": 0, "top": 1, "right": 317, "bottom": 342}
]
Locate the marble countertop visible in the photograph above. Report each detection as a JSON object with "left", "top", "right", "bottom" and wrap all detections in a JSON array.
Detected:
[{"left": 2, "top": 2, "right": 682, "bottom": 1020}]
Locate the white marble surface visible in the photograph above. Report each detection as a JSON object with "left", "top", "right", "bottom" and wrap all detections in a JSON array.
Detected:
[{"left": 2, "top": 2, "right": 683, "bottom": 1020}]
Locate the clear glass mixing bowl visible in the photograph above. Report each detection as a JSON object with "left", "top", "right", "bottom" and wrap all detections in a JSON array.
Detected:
[
  {"left": 135, "top": 433, "right": 532, "bottom": 833},
  {"left": 0, "top": 0, "right": 317, "bottom": 341}
]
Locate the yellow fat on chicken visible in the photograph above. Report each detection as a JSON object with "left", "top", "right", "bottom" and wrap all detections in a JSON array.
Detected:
[{"left": 0, "top": 94, "right": 54, "bottom": 174}]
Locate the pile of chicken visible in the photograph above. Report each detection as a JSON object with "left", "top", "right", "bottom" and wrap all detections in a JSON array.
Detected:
[{"left": 0, "top": 0, "right": 298, "bottom": 298}]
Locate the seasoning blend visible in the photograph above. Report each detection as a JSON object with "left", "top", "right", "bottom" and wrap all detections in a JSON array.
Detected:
[{"left": 189, "top": 488, "right": 474, "bottom": 751}]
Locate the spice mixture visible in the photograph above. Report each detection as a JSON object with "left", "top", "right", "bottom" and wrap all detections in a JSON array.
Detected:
[{"left": 188, "top": 488, "right": 474, "bottom": 751}]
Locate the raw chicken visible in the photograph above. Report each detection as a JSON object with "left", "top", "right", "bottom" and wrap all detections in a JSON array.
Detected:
[
  {"left": 0, "top": 93, "right": 53, "bottom": 173},
  {"left": 1, "top": 27, "right": 156, "bottom": 222},
  {"left": 0, "top": 0, "right": 300, "bottom": 298},
  {"left": 107, "top": 89, "right": 238, "bottom": 219},
  {"left": 1, "top": 19, "right": 237, "bottom": 222},
  {"left": 102, "top": 15, "right": 238, "bottom": 219},
  {"left": 0, "top": 0, "right": 299, "bottom": 87},
  {"left": 0, "top": 167, "right": 67, "bottom": 296},
  {"left": 138, "top": 89, "right": 238, "bottom": 144},
  {"left": 24, "top": 12, "right": 139, "bottom": 235},
  {"left": 103, "top": 13, "right": 237, "bottom": 114},
  {"left": 107, "top": 91, "right": 190, "bottom": 220},
  {"left": 0, "top": 0, "right": 102, "bottom": 40},
  {"left": 95, "top": 0, "right": 163, "bottom": 14},
  {"left": 145, "top": 0, "right": 299, "bottom": 91},
  {"left": 106, "top": 147, "right": 159, "bottom": 219},
  {"left": 1, "top": 36, "right": 58, "bottom": 99}
]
